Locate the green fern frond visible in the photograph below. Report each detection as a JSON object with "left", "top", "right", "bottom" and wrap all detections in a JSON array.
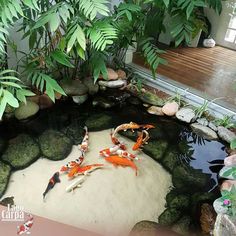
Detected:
[
  {"left": 77, "top": 0, "right": 110, "bottom": 20},
  {"left": 139, "top": 38, "right": 166, "bottom": 77},
  {"left": 28, "top": 72, "right": 66, "bottom": 102},
  {"left": 87, "top": 21, "right": 117, "bottom": 51},
  {"left": 90, "top": 51, "right": 107, "bottom": 82},
  {"left": 116, "top": 3, "right": 141, "bottom": 21}
]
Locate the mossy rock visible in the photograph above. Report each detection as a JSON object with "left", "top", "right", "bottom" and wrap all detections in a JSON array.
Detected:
[
  {"left": 158, "top": 208, "right": 182, "bottom": 226},
  {"left": 61, "top": 121, "right": 85, "bottom": 145},
  {"left": 2, "top": 134, "right": 40, "bottom": 169},
  {"left": 166, "top": 189, "right": 180, "bottom": 204},
  {"left": 0, "top": 196, "right": 14, "bottom": 207},
  {"left": 190, "top": 192, "right": 216, "bottom": 216},
  {"left": 143, "top": 140, "right": 168, "bottom": 161},
  {"left": 172, "top": 166, "right": 210, "bottom": 193},
  {"left": 137, "top": 90, "right": 165, "bottom": 106},
  {"left": 0, "top": 138, "right": 6, "bottom": 154},
  {"left": 85, "top": 113, "right": 113, "bottom": 131},
  {"left": 162, "top": 152, "right": 178, "bottom": 173},
  {"left": 167, "top": 194, "right": 190, "bottom": 210},
  {"left": 172, "top": 215, "right": 191, "bottom": 235},
  {"left": 14, "top": 101, "right": 39, "bottom": 120},
  {"left": 0, "top": 162, "right": 11, "bottom": 198},
  {"left": 39, "top": 130, "right": 73, "bottom": 161}
]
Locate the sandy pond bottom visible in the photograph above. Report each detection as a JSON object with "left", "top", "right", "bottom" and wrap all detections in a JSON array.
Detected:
[{"left": 2, "top": 130, "right": 172, "bottom": 234}]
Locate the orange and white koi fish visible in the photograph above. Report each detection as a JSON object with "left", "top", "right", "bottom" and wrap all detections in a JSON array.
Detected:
[
  {"left": 68, "top": 164, "right": 104, "bottom": 178},
  {"left": 132, "top": 130, "right": 150, "bottom": 151},
  {"left": 112, "top": 122, "right": 141, "bottom": 137},
  {"left": 60, "top": 153, "right": 84, "bottom": 172},
  {"left": 110, "top": 132, "right": 127, "bottom": 150},
  {"left": 116, "top": 149, "right": 138, "bottom": 160},
  {"left": 78, "top": 126, "right": 89, "bottom": 153},
  {"left": 17, "top": 213, "right": 33, "bottom": 235},
  {"left": 99, "top": 145, "right": 121, "bottom": 157},
  {"left": 105, "top": 156, "right": 138, "bottom": 176}
]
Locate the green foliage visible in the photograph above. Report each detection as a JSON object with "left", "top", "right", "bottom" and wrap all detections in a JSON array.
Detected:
[
  {"left": 0, "top": 69, "right": 34, "bottom": 119},
  {"left": 231, "top": 138, "right": 236, "bottom": 150},
  {"left": 215, "top": 115, "right": 235, "bottom": 128},
  {"left": 139, "top": 38, "right": 166, "bottom": 76},
  {"left": 28, "top": 72, "right": 66, "bottom": 102},
  {"left": 220, "top": 186, "right": 236, "bottom": 218}
]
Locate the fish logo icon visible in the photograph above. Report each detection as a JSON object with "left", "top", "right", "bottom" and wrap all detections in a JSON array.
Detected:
[{"left": 17, "top": 213, "right": 34, "bottom": 235}]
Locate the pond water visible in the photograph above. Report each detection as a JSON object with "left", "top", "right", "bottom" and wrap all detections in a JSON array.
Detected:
[{"left": 0, "top": 92, "right": 227, "bottom": 233}]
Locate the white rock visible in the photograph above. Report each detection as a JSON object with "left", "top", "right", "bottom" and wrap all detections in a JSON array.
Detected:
[
  {"left": 147, "top": 106, "right": 164, "bottom": 116},
  {"left": 218, "top": 126, "right": 236, "bottom": 144},
  {"left": 98, "top": 80, "right": 125, "bottom": 88},
  {"left": 224, "top": 154, "right": 236, "bottom": 167},
  {"left": 191, "top": 123, "right": 218, "bottom": 140},
  {"left": 162, "top": 102, "right": 179, "bottom": 116},
  {"left": 213, "top": 198, "right": 228, "bottom": 214},
  {"left": 209, "top": 122, "right": 218, "bottom": 132},
  {"left": 72, "top": 94, "right": 88, "bottom": 105},
  {"left": 176, "top": 108, "right": 195, "bottom": 123},
  {"left": 197, "top": 118, "right": 209, "bottom": 126}
]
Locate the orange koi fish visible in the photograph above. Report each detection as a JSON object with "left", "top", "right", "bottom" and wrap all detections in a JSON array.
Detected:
[
  {"left": 105, "top": 156, "right": 138, "bottom": 176},
  {"left": 78, "top": 126, "right": 89, "bottom": 153},
  {"left": 140, "top": 124, "right": 155, "bottom": 130},
  {"left": 116, "top": 149, "right": 137, "bottom": 160},
  {"left": 60, "top": 153, "right": 84, "bottom": 172},
  {"left": 99, "top": 145, "right": 121, "bottom": 157},
  {"left": 68, "top": 164, "right": 104, "bottom": 178},
  {"left": 132, "top": 130, "right": 150, "bottom": 151}
]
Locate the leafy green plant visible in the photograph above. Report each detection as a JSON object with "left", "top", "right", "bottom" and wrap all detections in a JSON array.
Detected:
[
  {"left": 231, "top": 138, "right": 236, "bottom": 150},
  {"left": 220, "top": 186, "right": 236, "bottom": 218},
  {"left": 0, "top": 69, "right": 34, "bottom": 119},
  {"left": 215, "top": 115, "right": 236, "bottom": 128}
]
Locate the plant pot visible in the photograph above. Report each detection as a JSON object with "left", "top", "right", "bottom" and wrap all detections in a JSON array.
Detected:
[{"left": 188, "top": 30, "right": 202, "bottom": 48}]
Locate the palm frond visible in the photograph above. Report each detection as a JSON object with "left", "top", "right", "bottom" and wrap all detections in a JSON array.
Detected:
[
  {"left": 77, "top": 0, "right": 110, "bottom": 20},
  {"left": 87, "top": 21, "right": 117, "bottom": 51}
]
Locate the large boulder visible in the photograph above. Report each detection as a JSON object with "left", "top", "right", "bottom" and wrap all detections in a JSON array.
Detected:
[
  {"left": 61, "top": 122, "right": 85, "bottom": 145},
  {"left": 162, "top": 102, "right": 179, "bottom": 116},
  {"left": 130, "top": 220, "right": 182, "bottom": 236},
  {"left": 162, "top": 152, "right": 178, "bottom": 173},
  {"left": 143, "top": 140, "right": 168, "bottom": 162},
  {"left": 190, "top": 123, "right": 218, "bottom": 140},
  {"left": 158, "top": 208, "right": 182, "bottom": 226},
  {"left": 85, "top": 113, "right": 113, "bottom": 131},
  {"left": 0, "top": 162, "right": 11, "bottom": 198},
  {"left": 175, "top": 108, "right": 195, "bottom": 123},
  {"left": 218, "top": 126, "right": 236, "bottom": 143},
  {"left": 38, "top": 130, "right": 73, "bottom": 161},
  {"left": 60, "top": 79, "right": 88, "bottom": 96},
  {"left": 167, "top": 194, "right": 190, "bottom": 210},
  {"left": 172, "top": 166, "right": 210, "bottom": 192},
  {"left": 83, "top": 77, "right": 99, "bottom": 95},
  {"left": 14, "top": 101, "right": 39, "bottom": 120},
  {"left": 2, "top": 134, "right": 40, "bottom": 169}
]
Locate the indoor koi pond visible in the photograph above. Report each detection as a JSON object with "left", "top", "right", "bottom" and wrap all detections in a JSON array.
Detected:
[{"left": 0, "top": 89, "right": 228, "bottom": 235}]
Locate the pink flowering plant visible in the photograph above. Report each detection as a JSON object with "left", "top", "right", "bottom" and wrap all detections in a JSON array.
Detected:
[{"left": 220, "top": 186, "right": 236, "bottom": 218}]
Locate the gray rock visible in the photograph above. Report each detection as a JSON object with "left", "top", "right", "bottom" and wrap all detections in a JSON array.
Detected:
[
  {"left": 197, "top": 118, "right": 209, "bottom": 126},
  {"left": 0, "top": 162, "right": 11, "bottom": 198},
  {"left": 83, "top": 77, "right": 99, "bottom": 95},
  {"left": 98, "top": 80, "right": 125, "bottom": 88},
  {"left": 209, "top": 122, "right": 218, "bottom": 132},
  {"left": 147, "top": 106, "right": 165, "bottom": 116},
  {"left": 176, "top": 108, "right": 195, "bottom": 123},
  {"left": 72, "top": 94, "right": 88, "bottom": 105},
  {"left": 92, "top": 97, "right": 115, "bottom": 109},
  {"left": 218, "top": 126, "right": 236, "bottom": 143},
  {"left": 60, "top": 79, "right": 88, "bottom": 96},
  {"left": 2, "top": 134, "right": 40, "bottom": 169},
  {"left": 214, "top": 214, "right": 236, "bottom": 236},
  {"left": 191, "top": 123, "right": 218, "bottom": 140},
  {"left": 213, "top": 198, "right": 228, "bottom": 214},
  {"left": 14, "top": 101, "right": 39, "bottom": 120},
  {"left": 38, "top": 130, "right": 73, "bottom": 161}
]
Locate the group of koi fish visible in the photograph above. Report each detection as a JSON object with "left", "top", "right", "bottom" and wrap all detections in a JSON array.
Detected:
[{"left": 43, "top": 122, "right": 154, "bottom": 200}]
